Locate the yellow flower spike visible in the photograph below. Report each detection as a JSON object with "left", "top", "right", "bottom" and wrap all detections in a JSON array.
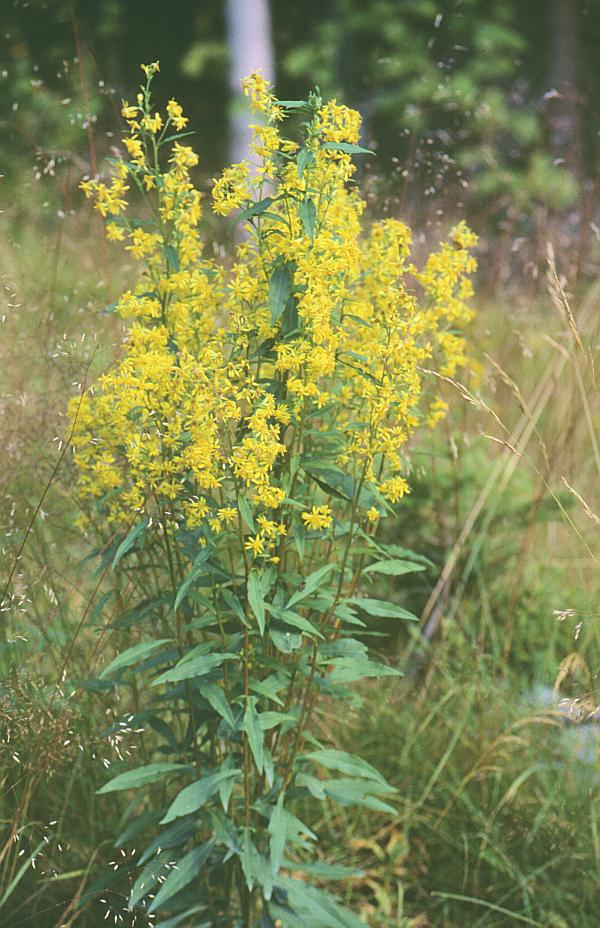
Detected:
[
  {"left": 141, "top": 112, "right": 163, "bottom": 134},
  {"left": 106, "top": 222, "right": 126, "bottom": 242},
  {"left": 301, "top": 506, "right": 333, "bottom": 531},
  {"left": 141, "top": 61, "right": 160, "bottom": 77},
  {"left": 167, "top": 98, "right": 188, "bottom": 131},
  {"left": 121, "top": 101, "right": 139, "bottom": 121},
  {"left": 72, "top": 65, "right": 477, "bottom": 535}
]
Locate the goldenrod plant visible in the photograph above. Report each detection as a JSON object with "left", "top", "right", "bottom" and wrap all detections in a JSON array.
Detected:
[{"left": 73, "top": 63, "right": 477, "bottom": 926}]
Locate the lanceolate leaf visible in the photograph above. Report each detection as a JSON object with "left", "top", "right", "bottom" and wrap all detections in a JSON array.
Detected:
[
  {"left": 303, "top": 749, "right": 389, "bottom": 786},
  {"left": 269, "top": 264, "right": 293, "bottom": 325},
  {"left": 326, "top": 657, "right": 403, "bottom": 684},
  {"left": 268, "top": 793, "right": 286, "bottom": 876},
  {"left": 112, "top": 519, "right": 148, "bottom": 571},
  {"left": 299, "top": 197, "right": 316, "bottom": 239},
  {"left": 348, "top": 597, "right": 418, "bottom": 620},
  {"left": 287, "top": 563, "right": 337, "bottom": 608},
  {"left": 147, "top": 841, "right": 214, "bottom": 913},
  {"left": 235, "top": 196, "right": 273, "bottom": 223},
  {"left": 243, "top": 697, "right": 264, "bottom": 774},
  {"left": 161, "top": 769, "right": 241, "bottom": 823},
  {"left": 138, "top": 814, "right": 197, "bottom": 865},
  {"left": 321, "top": 141, "right": 374, "bottom": 155},
  {"left": 129, "top": 848, "right": 172, "bottom": 910},
  {"left": 364, "top": 559, "right": 426, "bottom": 576},
  {"left": 99, "top": 639, "right": 171, "bottom": 678},
  {"left": 247, "top": 572, "right": 266, "bottom": 635},
  {"left": 174, "top": 546, "right": 211, "bottom": 611},
  {"left": 322, "top": 778, "right": 397, "bottom": 815},
  {"left": 196, "top": 680, "right": 236, "bottom": 728},
  {"left": 272, "top": 876, "right": 366, "bottom": 928},
  {"left": 266, "top": 604, "right": 322, "bottom": 638},
  {"left": 97, "top": 763, "right": 192, "bottom": 794},
  {"left": 297, "top": 147, "right": 315, "bottom": 178},
  {"left": 152, "top": 652, "right": 235, "bottom": 686}
]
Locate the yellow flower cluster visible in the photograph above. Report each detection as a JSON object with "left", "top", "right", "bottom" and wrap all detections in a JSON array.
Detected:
[{"left": 72, "top": 66, "right": 477, "bottom": 564}]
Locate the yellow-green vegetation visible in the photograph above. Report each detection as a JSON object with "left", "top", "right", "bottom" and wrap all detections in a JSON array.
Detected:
[{"left": 1, "top": 60, "right": 599, "bottom": 928}]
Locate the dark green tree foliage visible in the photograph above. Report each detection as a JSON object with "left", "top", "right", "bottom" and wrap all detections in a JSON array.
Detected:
[
  {"left": 3, "top": 0, "right": 599, "bottom": 218},
  {"left": 280, "top": 0, "right": 580, "bottom": 216}
]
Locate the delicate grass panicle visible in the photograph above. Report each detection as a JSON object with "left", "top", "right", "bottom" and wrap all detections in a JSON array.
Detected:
[{"left": 72, "top": 63, "right": 477, "bottom": 925}]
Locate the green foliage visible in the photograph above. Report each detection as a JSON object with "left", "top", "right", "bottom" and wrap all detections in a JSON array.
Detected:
[{"left": 281, "top": 0, "right": 579, "bottom": 217}]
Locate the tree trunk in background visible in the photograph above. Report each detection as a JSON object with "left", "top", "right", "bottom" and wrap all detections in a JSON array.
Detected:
[
  {"left": 548, "top": 0, "right": 582, "bottom": 176},
  {"left": 225, "top": 0, "right": 274, "bottom": 164}
]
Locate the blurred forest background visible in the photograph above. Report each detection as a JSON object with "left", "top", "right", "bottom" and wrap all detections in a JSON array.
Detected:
[
  {"left": 2, "top": 2, "right": 600, "bottom": 927},
  {"left": 4, "top": 0, "right": 600, "bottom": 284}
]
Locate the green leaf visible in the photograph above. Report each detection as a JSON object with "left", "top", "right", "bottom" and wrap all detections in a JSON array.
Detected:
[
  {"left": 249, "top": 675, "right": 286, "bottom": 705},
  {"left": 269, "top": 264, "right": 293, "bottom": 325},
  {"left": 326, "top": 657, "right": 403, "bottom": 684},
  {"left": 278, "top": 99, "right": 311, "bottom": 110},
  {"left": 259, "top": 711, "right": 298, "bottom": 731},
  {"left": 161, "top": 129, "right": 196, "bottom": 144},
  {"left": 243, "top": 697, "right": 264, "bottom": 774},
  {"left": 99, "top": 639, "right": 171, "bottom": 679},
  {"left": 235, "top": 196, "right": 273, "bottom": 223},
  {"left": 322, "top": 777, "right": 397, "bottom": 815},
  {"left": 321, "top": 141, "right": 374, "bottom": 155},
  {"left": 364, "top": 559, "right": 426, "bottom": 576},
  {"left": 371, "top": 541, "right": 434, "bottom": 567},
  {"left": 161, "top": 769, "right": 241, "bottom": 824},
  {"left": 268, "top": 793, "right": 286, "bottom": 876},
  {"left": 303, "top": 749, "right": 388, "bottom": 785},
  {"left": 302, "top": 461, "right": 382, "bottom": 510},
  {"left": 0, "top": 841, "right": 44, "bottom": 910},
  {"left": 129, "top": 849, "right": 172, "bottom": 909},
  {"left": 299, "top": 197, "right": 316, "bottom": 239},
  {"left": 269, "top": 625, "right": 303, "bottom": 653},
  {"left": 334, "top": 604, "right": 365, "bottom": 627},
  {"left": 138, "top": 815, "right": 197, "bottom": 865},
  {"left": 174, "top": 546, "right": 211, "bottom": 611},
  {"left": 114, "top": 810, "right": 162, "bottom": 848},
  {"left": 152, "top": 905, "right": 208, "bottom": 928},
  {"left": 287, "top": 563, "right": 337, "bottom": 608},
  {"left": 112, "top": 519, "right": 148, "bottom": 570},
  {"left": 297, "top": 148, "right": 315, "bottom": 178},
  {"left": 237, "top": 494, "right": 255, "bottom": 532},
  {"left": 282, "top": 859, "right": 364, "bottom": 879},
  {"left": 266, "top": 604, "right": 322, "bottom": 638},
  {"left": 196, "top": 681, "right": 236, "bottom": 728},
  {"left": 348, "top": 597, "right": 418, "bottom": 620},
  {"left": 240, "top": 828, "right": 261, "bottom": 893},
  {"left": 164, "top": 243, "right": 180, "bottom": 271},
  {"left": 97, "top": 763, "right": 192, "bottom": 794},
  {"left": 152, "top": 652, "right": 234, "bottom": 686},
  {"left": 148, "top": 842, "right": 214, "bottom": 913},
  {"left": 247, "top": 572, "right": 266, "bottom": 635},
  {"left": 272, "top": 876, "right": 366, "bottom": 928},
  {"left": 248, "top": 843, "right": 274, "bottom": 900}
]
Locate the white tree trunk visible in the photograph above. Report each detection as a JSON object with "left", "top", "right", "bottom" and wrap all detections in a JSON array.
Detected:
[{"left": 225, "top": 0, "right": 275, "bottom": 164}]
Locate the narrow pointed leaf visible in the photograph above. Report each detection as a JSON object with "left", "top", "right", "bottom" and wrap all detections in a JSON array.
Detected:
[
  {"left": 112, "top": 519, "right": 148, "bottom": 570},
  {"left": 161, "top": 769, "right": 241, "bottom": 823},
  {"left": 148, "top": 841, "right": 214, "bottom": 913},
  {"left": 243, "top": 697, "right": 264, "bottom": 774},
  {"left": 269, "top": 264, "right": 293, "bottom": 325},
  {"left": 97, "top": 763, "right": 192, "bottom": 794},
  {"left": 247, "top": 573, "right": 266, "bottom": 635},
  {"left": 268, "top": 793, "right": 286, "bottom": 876},
  {"left": 196, "top": 681, "right": 236, "bottom": 728},
  {"left": 99, "top": 639, "right": 171, "bottom": 678}
]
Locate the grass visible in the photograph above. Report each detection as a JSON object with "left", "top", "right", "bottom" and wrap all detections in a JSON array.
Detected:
[{"left": 1, "top": 180, "right": 600, "bottom": 926}]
